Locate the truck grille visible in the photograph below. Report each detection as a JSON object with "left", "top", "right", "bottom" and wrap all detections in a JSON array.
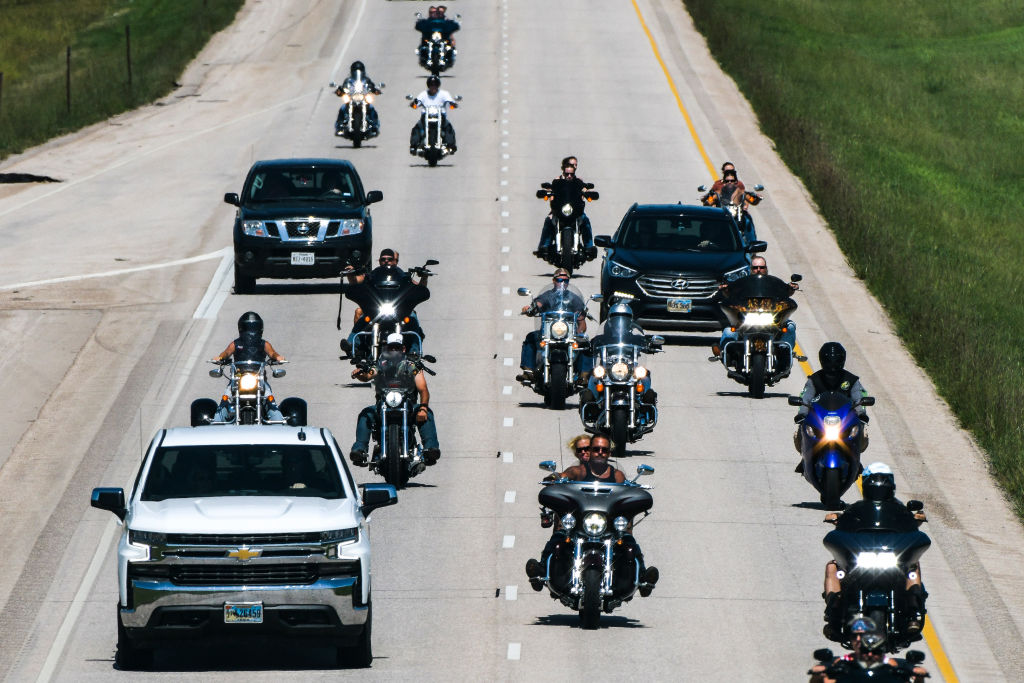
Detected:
[
  {"left": 282, "top": 221, "right": 321, "bottom": 239},
  {"left": 171, "top": 563, "right": 317, "bottom": 586},
  {"left": 164, "top": 532, "right": 325, "bottom": 545},
  {"left": 636, "top": 273, "right": 718, "bottom": 299}
]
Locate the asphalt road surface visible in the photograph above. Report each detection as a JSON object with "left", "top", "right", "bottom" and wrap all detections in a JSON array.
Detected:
[{"left": 1, "top": 0, "right": 1022, "bottom": 680}]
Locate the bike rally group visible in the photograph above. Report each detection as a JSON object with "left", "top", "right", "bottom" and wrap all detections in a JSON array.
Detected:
[{"left": 185, "top": 8, "right": 930, "bottom": 681}]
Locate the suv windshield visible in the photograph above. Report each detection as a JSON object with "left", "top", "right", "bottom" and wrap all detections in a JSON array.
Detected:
[
  {"left": 245, "top": 167, "right": 361, "bottom": 206},
  {"left": 141, "top": 444, "right": 345, "bottom": 501},
  {"left": 619, "top": 215, "right": 739, "bottom": 252}
]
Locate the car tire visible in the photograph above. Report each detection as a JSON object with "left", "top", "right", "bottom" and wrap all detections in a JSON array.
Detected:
[
  {"left": 337, "top": 599, "right": 372, "bottom": 668},
  {"left": 234, "top": 264, "right": 255, "bottom": 294},
  {"left": 115, "top": 606, "right": 153, "bottom": 671}
]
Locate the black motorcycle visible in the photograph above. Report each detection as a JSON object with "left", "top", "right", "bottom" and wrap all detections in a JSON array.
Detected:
[
  {"left": 717, "top": 272, "right": 801, "bottom": 398},
  {"left": 823, "top": 502, "right": 931, "bottom": 651},
  {"left": 535, "top": 179, "right": 598, "bottom": 273},
  {"left": 533, "top": 462, "right": 656, "bottom": 629},
  {"left": 191, "top": 359, "right": 306, "bottom": 426},
  {"left": 810, "top": 647, "right": 928, "bottom": 681},
  {"left": 340, "top": 260, "right": 437, "bottom": 364},
  {"left": 416, "top": 13, "right": 458, "bottom": 74},
  {"left": 330, "top": 79, "right": 383, "bottom": 148}
]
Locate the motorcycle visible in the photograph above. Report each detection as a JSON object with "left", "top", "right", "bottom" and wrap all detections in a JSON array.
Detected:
[
  {"left": 330, "top": 78, "right": 383, "bottom": 148},
  {"left": 698, "top": 182, "right": 763, "bottom": 245},
  {"left": 356, "top": 353, "right": 437, "bottom": 489},
  {"left": 789, "top": 392, "right": 875, "bottom": 509},
  {"left": 415, "top": 13, "right": 458, "bottom": 74},
  {"left": 580, "top": 311, "right": 663, "bottom": 459},
  {"left": 533, "top": 461, "right": 656, "bottom": 629},
  {"left": 191, "top": 359, "right": 306, "bottom": 426},
  {"left": 810, "top": 648, "right": 928, "bottom": 681},
  {"left": 535, "top": 179, "right": 599, "bottom": 273},
  {"left": 822, "top": 501, "right": 931, "bottom": 652},
  {"left": 717, "top": 272, "right": 801, "bottom": 398},
  {"left": 406, "top": 94, "right": 461, "bottom": 167},
  {"left": 340, "top": 260, "right": 438, "bottom": 365},
  {"left": 516, "top": 283, "right": 595, "bottom": 410}
]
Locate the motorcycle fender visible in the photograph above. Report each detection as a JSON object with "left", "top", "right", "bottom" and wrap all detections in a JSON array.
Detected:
[
  {"left": 610, "top": 388, "right": 631, "bottom": 407},
  {"left": 823, "top": 450, "right": 844, "bottom": 469},
  {"left": 548, "top": 347, "right": 569, "bottom": 364},
  {"left": 580, "top": 552, "right": 605, "bottom": 571}
]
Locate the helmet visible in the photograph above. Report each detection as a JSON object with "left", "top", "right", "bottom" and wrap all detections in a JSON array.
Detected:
[
  {"left": 426, "top": 75, "right": 441, "bottom": 88},
  {"left": 609, "top": 302, "right": 634, "bottom": 318},
  {"left": 350, "top": 61, "right": 365, "bottom": 75},
  {"left": 819, "top": 342, "right": 846, "bottom": 374},
  {"left": 238, "top": 311, "right": 263, "bottom": 336},
  {"left": 862, "top": 462, "right": 896, "bottom": 502}
]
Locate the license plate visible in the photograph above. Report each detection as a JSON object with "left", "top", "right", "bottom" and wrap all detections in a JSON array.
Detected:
[
  {"left": 224, "top": 602, "right": 263, "bottom": 624},
  {"left": 667, "top": 298, "right": 692, "bottom": 313},
  {"left": 290, "top": 252, "right": 315, "bottom": 266}
]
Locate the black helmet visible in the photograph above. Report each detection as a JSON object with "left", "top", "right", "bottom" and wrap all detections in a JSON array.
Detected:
[
  {"left": 426, "top": 75, "right": 441, "bottom": 88},
  {"left": 819, "top": 342, "right": 846, "bottom": 374},
  {"left": 350, "top": 61, "right": 365, "bottom": 75},
  {"left": 862, "top": 462, "right": 896, "bottom": 502},
  {"left": 238, "top": 311, "right": 263, "bottom": 336}
]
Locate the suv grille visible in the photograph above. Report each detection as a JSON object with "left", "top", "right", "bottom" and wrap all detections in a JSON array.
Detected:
[
  {"left": 636, "top": 273, "right": 718, "bottom": 299},
  {"left": 171, "top": 563, "right": 317, "bottom": 586},
  {"left": 283, "top": 220, "right": 321, "bottom": 239},
  {"left": 164, "top": 532, "right": 324, "bottom": 545}
]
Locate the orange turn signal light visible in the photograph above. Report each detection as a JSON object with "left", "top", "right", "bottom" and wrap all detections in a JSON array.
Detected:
[{"left": 596, "top": 383, "right": 604, "bottom": 393}]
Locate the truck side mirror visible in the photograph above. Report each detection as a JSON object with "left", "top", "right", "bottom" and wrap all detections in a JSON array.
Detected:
[
  {"left": 360, "top": 483, "right": 398, "bottom": 517},
  {"left": 224, "top": 193, "right": 239, "bottom": 206},
  {"left": 365, "top": 190, "right": 383, "bottom": 204},
  {"left": 91, "top": 487, "right": 127, "bottom": 521}
]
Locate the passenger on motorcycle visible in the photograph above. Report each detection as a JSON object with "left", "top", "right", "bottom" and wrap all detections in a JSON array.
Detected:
[
  {"left": 210, "top": 312, "right": 287, "bottom": 422},
  {"left": 350, "top": 333, "right": 440, "bottom": 467},
  {"left": 415, "top": 5, "right": 460, "bottom": 44},
  {"left": 516, "top": 269, "right": 588, "bottom": 383},
  {"left": 340, "top": 249, "right": 428, "bottom": 358},
  {"left": 409, "top": 75, "right": 458, "bottom": 155},
  {"left": 809, "top": 617, "right": 929, "bottom": 683},
  {"left": 702, "top": 162, "right": 761, "bottom": 240},
  {"left": 821, "top": 463, "right": 928, "bottom": 642},
  {"left": 713, "top": 256, "right": 798, "bottom": 356},
  {"left": 793, "top": 342, "right": 869, "bottom": 466},
  {"left": 334, "top": 60, "right": 382, "bottom": 134},
  {"left": 534, "top": 156, "right": 597, "bottom": 260}
]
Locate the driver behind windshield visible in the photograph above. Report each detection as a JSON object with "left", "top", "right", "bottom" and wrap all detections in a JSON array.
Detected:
[{"left": 516, "top": 269, "right": 587, "bottom": 383}]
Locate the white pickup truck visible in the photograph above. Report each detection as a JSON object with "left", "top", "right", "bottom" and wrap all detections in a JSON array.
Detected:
[{"left": 90, "top": 425, "right": 396, "bottom": 670}]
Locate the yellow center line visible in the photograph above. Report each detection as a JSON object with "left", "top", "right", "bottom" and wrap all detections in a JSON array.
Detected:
[{"left": 630, "top": 1, "right": 958, "bottom": 679}]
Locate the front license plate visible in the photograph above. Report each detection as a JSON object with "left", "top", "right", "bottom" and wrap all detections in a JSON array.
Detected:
[
  {"left": 290, "top": 252, "right": 315, "bottom": 266},
  {"left": 224, "top": 602, "right": 263, "bottom": 624},
  {"left": 667, "top": 298, "right": 692, "bottom": 313}
]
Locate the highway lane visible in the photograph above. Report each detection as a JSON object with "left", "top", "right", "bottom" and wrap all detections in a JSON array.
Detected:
[{"left": 1, "top": 0, "right": 1022, "bottom": 680}]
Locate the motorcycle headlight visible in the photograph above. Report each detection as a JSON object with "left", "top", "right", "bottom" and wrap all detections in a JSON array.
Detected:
[
  {"left": 242, "top": 220, "right": 269, "bottom": 237},
  {"left": 856, "top": 551, "right": 898, "bottom": 570},
  {"left": 365, "top": 93, "right": 374, "bottom": 104},
  {"left": 385, "top": 391, "right": 403, "bottom": 408},
  {"left": 613, "top": 516, "right": 630, "bottom": 533},
  {"left": 592, "top": 365, "right": 606, "bottom": 379},
  {"left": 583, "top": 512, "right": 607, "bottom": 536},
  {"left": 610, "top": 362, "right": 630, "bottom": 381},
  {"left": 742, "top": 311, "right": 776, "bottom": 327},
  {"left": 238, "top": 373, "right": 259, "bottom": 393},
  {"left": 560, "top": 203, "right": 573, "bottom": 217},
  {"left": 633, "top": 365, "right": 647, "bottom": 380},
  {"left": 337, "top": 218, "right": 364, "bottom": 236},
  {"left": 431, "top": 31, "right": 442, "bottom": 41},
  {"left": 550, "top": 320, "right": 569, "bottom": 339},
  {"left": 723, "top": 265, "right": 750, "bottom": 282},
  {"left": 609, "top": 261, "right": 637, "bottom": 278},
  {"left": 341, "top": 93, "right": 351, "bottom": 104},
  {"left": 560, "top": 513, "right": 576, "bottom": 530},
  {"left": 378, "top": 303, "right": 397, "bottom": 318},
  {"left": 823, "top": 415, "right": 842, "bottom": 442},
  {"left": 352, "top": 93, "right": 364, "bottom": 102}
]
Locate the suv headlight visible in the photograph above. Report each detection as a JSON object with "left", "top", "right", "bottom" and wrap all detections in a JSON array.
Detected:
[
  {"left": 337, "top": 219, "right": 364, "bottom": 236},
  {"left": 385, "top": 391, "right": 404, "bottom": 408},
  {"left": 242, "top": 220, "right": 270, "bottom": 237},
  {"left": 609, "top": 261, "right": 637, "bottom": 278},
  {"left": 550, "top": 320, "right": 569, "bottom": 339},
  {"left": 583, "top": 512, "right": 607, "bottom": 536},
  {"left": 723, "top": 265, "right": 750, "bottom": 282}
]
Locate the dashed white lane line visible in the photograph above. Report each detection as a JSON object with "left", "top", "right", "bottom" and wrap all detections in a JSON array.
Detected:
[
  {"left": 501, "top": 142, "right": 509, "bottom": 147},
  {"left": 501, "top": 210, "right": 510, "bottom": 217},
  {"left": 500, "top": 180, "right": 508, "bottom": 185},
  {"left": 504, "top": 490, "right": 516, "bottom": 503},
  {"left": 507, "top": 643, "right": 521, "bottom": 660},
  {"left": 503, "top": 417, "right": 514, "bottom": 427},
  {"left": 503, "top": 385, "right": 512, "bottom": 395},
  {"left": 502, "top": 153, "right": 510, "bottom": 159},
  {"left": 500, "top": 195, "right": 509, "bottom": 201},
  {"left": 503, "top": 332, "right": 513, "bottom": 340},
  {"left": 502, "top": 535, "right": 515, "bottom": 548},
  {"left": 503, "top": 357, "right": 513, "bottom": 366},
  {"left": 501, "top": 228, "right": 509, "bottom": 233},
  {"left": 501, "top": 265, "right": 510, "bottom": 272},
  {"left": 502, "top": 286, "right": 510, "bottom": 294},
  {"left": 501, "top": 166, "right": 509, "bottom": 172},
  {"left": 501, "top": 246, "right": 510, "bottom": 253},
  {"left": 502, "top": 451, "right": 514, "bottom": 463},
  {"left": 503, "top": 309, "right": 512, "bottom": 317},
  {"left": 505, "top": 585, "right": 518, "bottom": 601}
]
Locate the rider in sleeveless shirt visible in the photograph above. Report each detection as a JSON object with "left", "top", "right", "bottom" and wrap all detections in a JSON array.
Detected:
[{"left": 210, "top": 312, "right": 287, "bottom": 423}]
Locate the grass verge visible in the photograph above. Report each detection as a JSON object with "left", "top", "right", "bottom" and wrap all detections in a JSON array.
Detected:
[
  {"left": 0, "top": 0, "right": 243, "bottom": 160},
  {"left": 680, "top": 1, "right": 1024, "bottom": 512}
]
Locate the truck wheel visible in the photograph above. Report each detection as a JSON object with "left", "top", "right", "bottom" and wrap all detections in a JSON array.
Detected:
[
  {"left": 233, "top": 264, "right": 255, "bottom": 295},
  {"left": 337, "top": 600, "right": 372, "bottom": 667}
]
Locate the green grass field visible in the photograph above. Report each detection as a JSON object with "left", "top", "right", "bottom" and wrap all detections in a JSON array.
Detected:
[
  {"left": 0, "top": 0, "right": 243, "bottom": 159},
  {"left": 682, "top": 0, "right": 1024, "bottom": 511}
]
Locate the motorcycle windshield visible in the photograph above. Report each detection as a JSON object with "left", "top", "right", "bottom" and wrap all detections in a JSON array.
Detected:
[
  {"left": 722, "top": 273, "right": 794, "bottom": 302},
  {"left": 538, "top": 481, "right": 653, "bottom": 518},
  {"left": 811, "top": 391, "right": 859, "bottom": 415},
  {"left": 592, "top": 315, "right": 648, "bottom": 350},
  {"left": 532, "top": 283, "right": 585, "bottom": 332},
  {"left": 345, "top": 278, "right": 430, "bottom": 320},
  {"left": 823, "top": 529, "right": 932, "bottom": 571},
  {"left": 548, "top": 178, "right": 586, "bottom": 219},
  {"left": 834, "top": 500, "right": 924, "bottom": 534}
]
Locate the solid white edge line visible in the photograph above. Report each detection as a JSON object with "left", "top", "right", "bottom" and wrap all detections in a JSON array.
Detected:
[{"left": 192, "top": 249, "right": 235, "bottom": 318}]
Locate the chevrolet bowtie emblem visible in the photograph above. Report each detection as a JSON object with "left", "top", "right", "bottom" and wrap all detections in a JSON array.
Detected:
[{"left": 228, "top": 546, "right": 262, "bottom": 561}]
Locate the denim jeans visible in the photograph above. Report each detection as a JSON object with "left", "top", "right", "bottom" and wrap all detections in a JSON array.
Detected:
[{"left": 351, "top": 405, "right": 439, "bottom": 452}]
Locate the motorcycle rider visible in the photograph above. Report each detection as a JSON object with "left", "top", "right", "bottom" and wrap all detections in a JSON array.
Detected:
[
  {"left": 350, "top": 332, "right": 440, "bottom": 467},
  {"left": 820, "top": 462, "right": 929, "bottom": 642},
  {"left": 416, "top": 5, "right": 460, "bottom": 46},
  {"left": 516, "top": 268, "right": 588, "bottom": 383},
  {"left": 409, "top": 75, "right": 458, "bottom": 155},
  {"left": 525, "top": 435, "right": 660, "bottom": 594},
  {"left": 534, "top": 156, "right": 597, "bottom": 260},
  {"left": 334, "top": 60, "right": 382, "bottom": 135},
  {"left": 702, "top": 162, "right": 761, "bottom": 241},
  {"left": 809, "top": 617, "right": 929, "bottom": 683},
  {"left": 210, "top": 312, "right": 287, "bottom": 422},
  {"left": 712, "top": 256, "right": 798, "bottom": 357},
  {"left": 578, "top": 302, "right": 658, "bottom": 405},
  {"left": 793, "top": 341, "right": 869, "bottom": 468}
]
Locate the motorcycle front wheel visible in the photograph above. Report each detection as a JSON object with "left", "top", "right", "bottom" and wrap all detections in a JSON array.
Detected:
[
  {"left": 610, "top": 408, "right": 628, "bottom": 459},
  {"left": 748, "top": 353, "right": 767, "bottom": 399},
  {"left": 579, "top": 567, "right": 602, "bottom": 630},
  {"left": 547, "top": 361, "right": 568, "bottom": 410},
  {"left": 384, "top": 423, "right": 409, "bottom": 489},
  {"left": 821, "top": 468, "right": 843, "bottom": 510}
]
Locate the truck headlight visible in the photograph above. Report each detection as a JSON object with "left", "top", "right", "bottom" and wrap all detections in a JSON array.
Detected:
[
  {"left": 129, "top": 530, "right": 165, "bottom": 546},
  {"left": 583, "top": 512, "right": 607, "bottom": 536},
  {"left": 338, "top": 219, "right": 364, "bottom": 236},
  {"left": 385, "top": 391, "right": 404, "bottom": 408},
  {"left": 321, "top": 528, "right": 359, "bottom": 544},
  {"left": 242, "top": 220, "right": 269, "bottom": 237}
]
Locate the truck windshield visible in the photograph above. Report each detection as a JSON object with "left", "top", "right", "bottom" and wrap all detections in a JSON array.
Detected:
[
  {"left": 141, "top": 445, "right": 345, "bottom": 501},
  {"left": 245, "top": 167, "right": 361, "bottom": 205}
]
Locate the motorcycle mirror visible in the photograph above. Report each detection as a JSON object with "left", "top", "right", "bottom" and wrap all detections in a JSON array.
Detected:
[
  {"left": 540, "top": 182, "right": 552, "bottom": 190},
  {"left": 812, "top": 648, "right": 834, "bottom": 663},
  {"left": 365, "top": 190, "right": 383, "bottom": 204},
  {"left": 636, "top": 464, "right": 654, "bottom": 477},
  {"left": 422, "top": 354, "right": 437, "bottom": 363},
  {"left": 787, "top": 396, "right": 803, "bottom": 406},
  {"left": 584, "top": 183, "right": 595, "bottom": 190},
  {"left": 754, "top": 184, "right": 765, "bottom": 192},
  {"left": 272, "top": 368, "right": 286, "bottom": 378},
  {"left": 425, "top": 259, "right": 439, "bottom": 266},
  {"left": 589, "top": 294, "right": 603, "bottom": 302},
  {"left": 906, "top": 499, "right": 924, "bottom": 512},
  {"left": 405, "top": 94, "right": 414, "bottom": 100},
  {"left": 539, "top": 460, "right": 558, "bottom": 472},
  {"left": 517, "top": 288, "right": 532, "bottom": 297},
  {"left": 649, "top": 335, "right": 665, "bottom": 347},
  {"left": 584, "top": 190, "right": 600, "bottom": 200},
  {"left": 223, "top": 192, "right": 239, "bottom": 206},
  {"left": 697, "top": 185, "right": 707, "bottom": 192},
  {"left": 745, "top": 240, "right": 768, "bottom": 254},
  {"left": 378, "top": 82, "right": 386, "bottom": 88},
  {"left": 791, "top": 273, "right": 803, "bottom": 282},
  {"left": 209, "top": 367, "right": 224, "bottom": 378},
  {"left": 415, "top": 12, "right": 423, "bottom": 18},
  {"left": 904, "top": 650, "right": 926, "bottom": 665},
  {"left": 455, "top": 95, "right": 463, "bottom": 101},
  {"left": 535, "top": 189, "right": 549, "bottom": 199},
  {"left": 329, "top": 81, "right": 337, "bottom": 88},
  {"left": 859, "top": 396, "right": 876, "bottom": 407}
]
